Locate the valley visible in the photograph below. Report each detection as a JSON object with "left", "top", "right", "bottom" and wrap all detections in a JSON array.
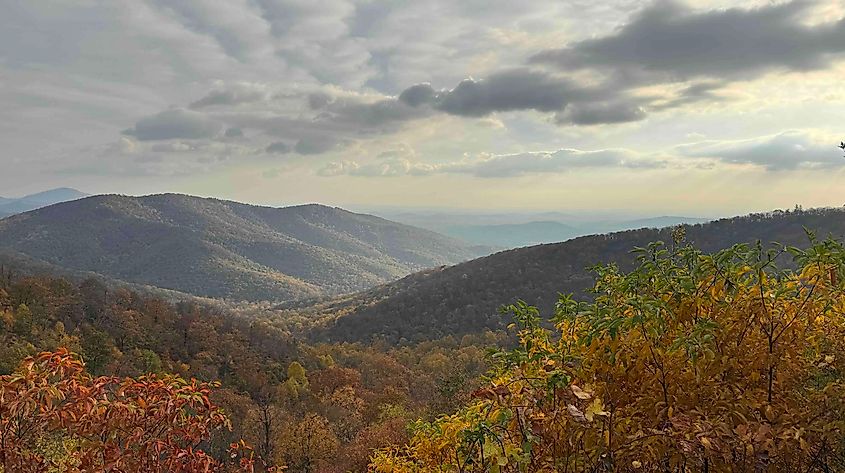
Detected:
[{"left": 3, "top": 194, "right": 845, "bottom": 472}]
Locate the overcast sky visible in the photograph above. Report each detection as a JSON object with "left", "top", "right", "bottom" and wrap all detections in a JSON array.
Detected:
[{"left": 2, "top": 0, "right": 844, "bottom": 214}]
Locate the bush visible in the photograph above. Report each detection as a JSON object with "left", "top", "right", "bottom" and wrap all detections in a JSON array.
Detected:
[
  {"left": 0, "top": 349, "right": 257, "bottom": 472},
  {"left": 371, "top": 238, "right": 845, "bottom": 472}
]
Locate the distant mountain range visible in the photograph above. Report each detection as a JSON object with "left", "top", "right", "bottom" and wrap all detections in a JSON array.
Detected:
[
  {"left": 0, "top": 188, "right": 88, "bottom": 218},
  {"left": 376, "top": 210, "right": 710, "bottom": 248},
  {"left": 299, "top": 207, "right": 845, "bottom": 344},
  {"left": 0, "top": 194, "right": 485, "bottom": 302}
]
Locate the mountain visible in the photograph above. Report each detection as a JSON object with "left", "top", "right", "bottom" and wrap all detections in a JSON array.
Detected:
[
  {"left": 0, "top": 193, "right": 484, "bottom": 302},
  {"left": 585, "top": 216, "right": 711, "bottom": 235},
  {"left": 0, "top": 187, "right": 88, "bottom": 218},
  {"left": 379, "top": 210, "right": 710, "bottom": 248},
  {"left": 442, "top": 221, "right": 582, "bottom": 248},
  {"left": 301, "top": 207, "right": 845, "bottom": 344}
]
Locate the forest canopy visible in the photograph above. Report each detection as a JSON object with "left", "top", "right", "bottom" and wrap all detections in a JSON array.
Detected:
[
  {"left": 371, "top": 235, "right": 845, "bottom": 472},
  {"left": 0, "top": 267, "right": 497, "bottom": 471},
  {"left": 4, "top": 235, "right": 845, "bottom": 472}
]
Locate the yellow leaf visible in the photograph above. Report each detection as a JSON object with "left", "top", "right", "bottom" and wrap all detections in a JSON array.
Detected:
[{"left": 585, "top": 398, "right": 609, "bottom": 422}]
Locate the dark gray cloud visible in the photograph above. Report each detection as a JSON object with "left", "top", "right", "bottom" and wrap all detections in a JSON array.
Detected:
[
  {"left": 436, "top": 70, "right": 578, "bottom": 116},
  {"left": 556, "top": 101, "right": 646, "bottom": 126},
  {"left": 224, "top": 127, "right": 244, "bottom": 138},
  {"left": 651, "top": 81, "right": 731, "bottom": 110},
  {"left": 676, "top": 130, "right": 843, "bottom": 170},
  {"left": 398, "top": 84, "right": 436, "bottom": 107},
  {"left": 265, "top": 141, "right": 291, "bottom": 154},
  {"left": 532, "top": 1, "right": 845, "bottom": 82},
  {"left": 383, "top": 2, "right": 845, "bottom": 127},
  {"left": 323, "top": 98, "right": 431, "bottom": 130},
  {"left": 122, "top": 108, "right": 222, "bottom": 141},
  {"left": 399, "top": 69, "right": 597, "bottom": 117}
]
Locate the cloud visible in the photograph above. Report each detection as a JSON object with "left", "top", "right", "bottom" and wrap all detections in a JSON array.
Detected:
[
  {"left": 676, "top": 130, "right": 844, "bottom": 170},
  {"left": 459, "top": 149, "right": 667, "bottom": 177},
  {"left": 436, "top": 70, "right": 580, "bottom": 116},
  {"left": 253, "top": 0, "right": 375, "bottom": 88},
  {"left": 319, "top": 147, "right": 669, "bottom": 178},
  {"left": 150, "top": 141, "right": 196, "bottom": 152},
  {"left": 318, "top": 158, "right": 437, "bottom": 177},
  {"left": 398, "top": 84, "right": 436, "bottom": 107},
  {"left": 117, "top": 85, "right": 431, "bottom": 157},
  {"left": 399, "top": 69, "right": 597, "bottom": 117},
  {"left": 265, "top": 141, "right": 291, "bottom": 154},
  {"left": 123, "top": 108, "right": 222, "bottom": 141},
  {"left": 531, "top": 1, "right": 845, "bottom": 82},
  {"left": 295, "top": 137, "right": 338, "bottom": 155},
  {"left": 18, "top": 0, "right": 843, "bottom": 188},
  {"left": 213, "top": 90, "right": 434, "bottom": 155},
  {"left": 556, "top": 101, "right": 646, "bottom": 126},
  {"left": 321, "top": 96, "right": 432, "bottom": 130},
  {"left": 353, "top": 159, "right": 434, "bottom": 177},
  {"left": 189, "top": 82, "right": 271, "bottom": 108},
  {"left": 651, "top": 81, "right": 732, "bottom": 110},
  {"left": 320, "top": 130, "right": 844, "bottom": 179},
  {"left": 109, "top": 1, "right": 845, "bottom": 165},
  {"left": 147, "top": 0, "right": 275, "bottom": 61},
  {"left": 317, "top": 160, "right": 359, "bottom": 176}
]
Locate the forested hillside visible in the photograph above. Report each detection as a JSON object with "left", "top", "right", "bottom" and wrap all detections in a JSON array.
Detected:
[
  {"left": 0, "top": 194, "right": 484, "bottom": 302},
  {"left": 7, "top": 234, "right": 845, "bottom": 472},
  {"left": 302, "top": 207, "right": 845, "bottom": 344},
  {"left": 0, "top": 270, "right": 502, "bottom": 471},
  {"left": 372, "top": 238, "right": 845, "bottom": 472}
]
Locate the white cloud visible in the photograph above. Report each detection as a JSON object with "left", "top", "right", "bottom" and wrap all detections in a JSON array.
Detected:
[
  {"left": 677, "top": 130, "right": 845, "bottom": 170},
  {"left": 319, "top": 147, "right": 672, "bottom": 178},
  {"left": 190, "top": 82, "right": 272, "bottom": 109}
]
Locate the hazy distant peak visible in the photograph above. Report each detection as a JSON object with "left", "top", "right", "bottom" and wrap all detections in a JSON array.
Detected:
[
  {"left": 0, "top": 187, "right": 89, "bottom": 219},
  {"left": 18, "top": 187, "right": 88, "bottom": 203}
]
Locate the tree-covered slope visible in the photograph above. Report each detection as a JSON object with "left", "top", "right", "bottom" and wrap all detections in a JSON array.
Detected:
[
  {"left": 303, "top": 207, "right": 845, "bottom": 343},
  {"left": 0, "top": 194, "right": 483, "bottom": 302}
]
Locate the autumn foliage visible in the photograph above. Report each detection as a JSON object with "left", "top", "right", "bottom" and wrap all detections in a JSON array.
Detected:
[
  {"left": 371, "top": 237, "right": 845, "bottom": 472},
  {"left": 0, "top": 348, "right": 256, "bottom": 472}
]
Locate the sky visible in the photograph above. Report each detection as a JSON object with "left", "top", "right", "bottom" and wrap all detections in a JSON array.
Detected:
[{"left": 1, "top": 0, "right": 844, "bottom": 216}]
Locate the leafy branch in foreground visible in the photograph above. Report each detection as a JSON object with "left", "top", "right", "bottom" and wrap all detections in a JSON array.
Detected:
[
  {"left": 371, "top": 238, "right": 845, "bottom": 472},
  {"left": 0, "top": 349, "right": 272, "bottom": 472}
]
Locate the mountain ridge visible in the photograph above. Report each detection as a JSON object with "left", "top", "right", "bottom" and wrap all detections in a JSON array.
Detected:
[
  {"left": 0, "top": 193, "right": 485, "bottom": 302},
  {"left": 299, "top": 206, "right": 845, "bottom": 344},
  {"left": 383, "top": 211, "right": 711, "bottom": 248}
]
